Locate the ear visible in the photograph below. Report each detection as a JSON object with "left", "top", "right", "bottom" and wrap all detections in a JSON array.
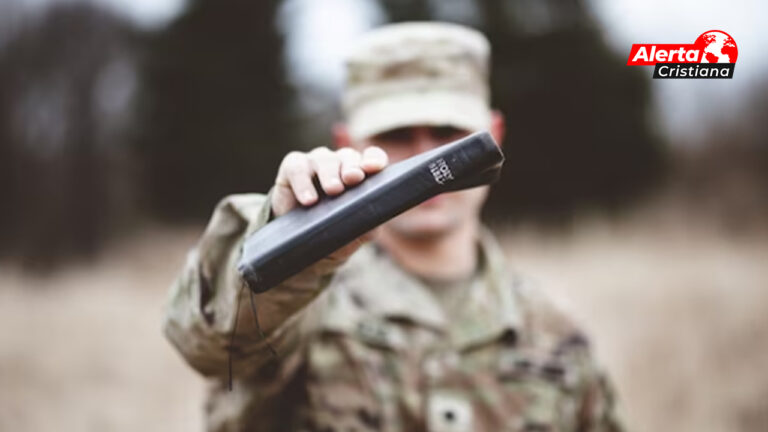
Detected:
[
  {"left": 332, "top": 122, "right": 353, "bottom": 149},
  {"left": 489, "top": 110, "right": 506, "bottom": 147}
]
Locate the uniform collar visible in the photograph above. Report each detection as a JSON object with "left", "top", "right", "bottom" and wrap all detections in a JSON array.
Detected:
[{"left": 344, "top": 226, "right": 523, "bottom": 350}]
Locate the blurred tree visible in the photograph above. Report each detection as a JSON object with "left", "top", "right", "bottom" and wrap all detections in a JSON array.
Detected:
[
  {"left": 137, "top": 0, "right": 294, "bottom": 221},
  {"left": 0, "top": 3, "right": 139, "bottom": 268},
  {"left": 381, "top": 0, "right": 431, "bottom": 22},
  {"left": 671, "top": 77, "right": 768, "bottom": 231},
  {"left": 379, "top": 0, "right": 667, "bottom": 222}
]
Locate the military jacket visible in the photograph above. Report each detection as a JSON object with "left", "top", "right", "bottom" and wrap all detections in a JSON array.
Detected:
[{"left": 163, "top": 193, "right": 624, "bottom": 432}]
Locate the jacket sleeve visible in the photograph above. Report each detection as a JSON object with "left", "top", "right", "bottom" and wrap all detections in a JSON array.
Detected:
[
  {"left": 575, "top": 351, "right": 626, "bottom": 431},
  {"left": 162, "top": 190, "right": 334, "bottom": 380}
]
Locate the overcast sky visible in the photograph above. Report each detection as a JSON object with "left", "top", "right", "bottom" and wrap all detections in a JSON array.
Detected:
[{"left": 8, "top": 0, "right": 767, "bottom": 144}]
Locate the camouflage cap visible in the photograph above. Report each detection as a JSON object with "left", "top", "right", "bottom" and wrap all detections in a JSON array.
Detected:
[{"left": 342, "top": 22, "right": 492, "bottom": 141}]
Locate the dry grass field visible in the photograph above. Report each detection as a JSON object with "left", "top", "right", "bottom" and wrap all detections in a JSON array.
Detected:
[{"left": 1, "top": 208, "right": 767, "bottom": 431}]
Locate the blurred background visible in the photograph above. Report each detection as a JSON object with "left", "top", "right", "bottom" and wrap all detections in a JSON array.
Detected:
[{"left": 0, "top": 0, "right": 766, "bottom": 430}]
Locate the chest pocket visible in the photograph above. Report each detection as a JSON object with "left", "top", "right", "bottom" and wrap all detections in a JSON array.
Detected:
[
  {"left": 302, "top": 317, "right": 407, "bottom": 432},
  {"left": 494, "top": 347, "right": 582, "bottom": 432}
]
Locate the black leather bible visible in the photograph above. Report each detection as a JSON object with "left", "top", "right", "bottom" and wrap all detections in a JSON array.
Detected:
[{"left": 237, "top": 131, "right": 504, "bottom": 293}]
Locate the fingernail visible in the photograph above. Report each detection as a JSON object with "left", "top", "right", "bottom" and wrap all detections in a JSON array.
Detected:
[
  {"left": 301, "top": 191, "right": 316, "bottom": 203},
  {"left": 343, "top": 168, "right": 364, "bottom": 179}
]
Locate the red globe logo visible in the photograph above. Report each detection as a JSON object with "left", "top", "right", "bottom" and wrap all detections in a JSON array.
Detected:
[{"left": 695, "top": 30, "right": 738, "bottom": 63}]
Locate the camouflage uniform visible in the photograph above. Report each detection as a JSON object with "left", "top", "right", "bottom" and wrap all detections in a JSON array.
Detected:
[{"left": 163, "top": 192, "right": 624, "bottom": 431}]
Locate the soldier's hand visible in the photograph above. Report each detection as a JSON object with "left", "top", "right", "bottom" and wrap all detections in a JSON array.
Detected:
[{"left": 270, "top": 146, "right": 389, "bottom": 267}]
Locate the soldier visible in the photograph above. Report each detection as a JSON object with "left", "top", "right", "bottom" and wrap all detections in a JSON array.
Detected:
[{"left": 163, "top": 22, "right": 624, "bottom": 432}]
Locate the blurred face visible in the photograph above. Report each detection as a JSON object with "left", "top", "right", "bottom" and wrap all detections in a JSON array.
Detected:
[{"left": 360, "top": 125, "right": 490, "bottom": 240}]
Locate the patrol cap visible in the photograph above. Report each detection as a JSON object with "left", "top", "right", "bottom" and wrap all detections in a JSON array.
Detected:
[{"left": 342, "top": 22, "right": 492, "bottom": 141}]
